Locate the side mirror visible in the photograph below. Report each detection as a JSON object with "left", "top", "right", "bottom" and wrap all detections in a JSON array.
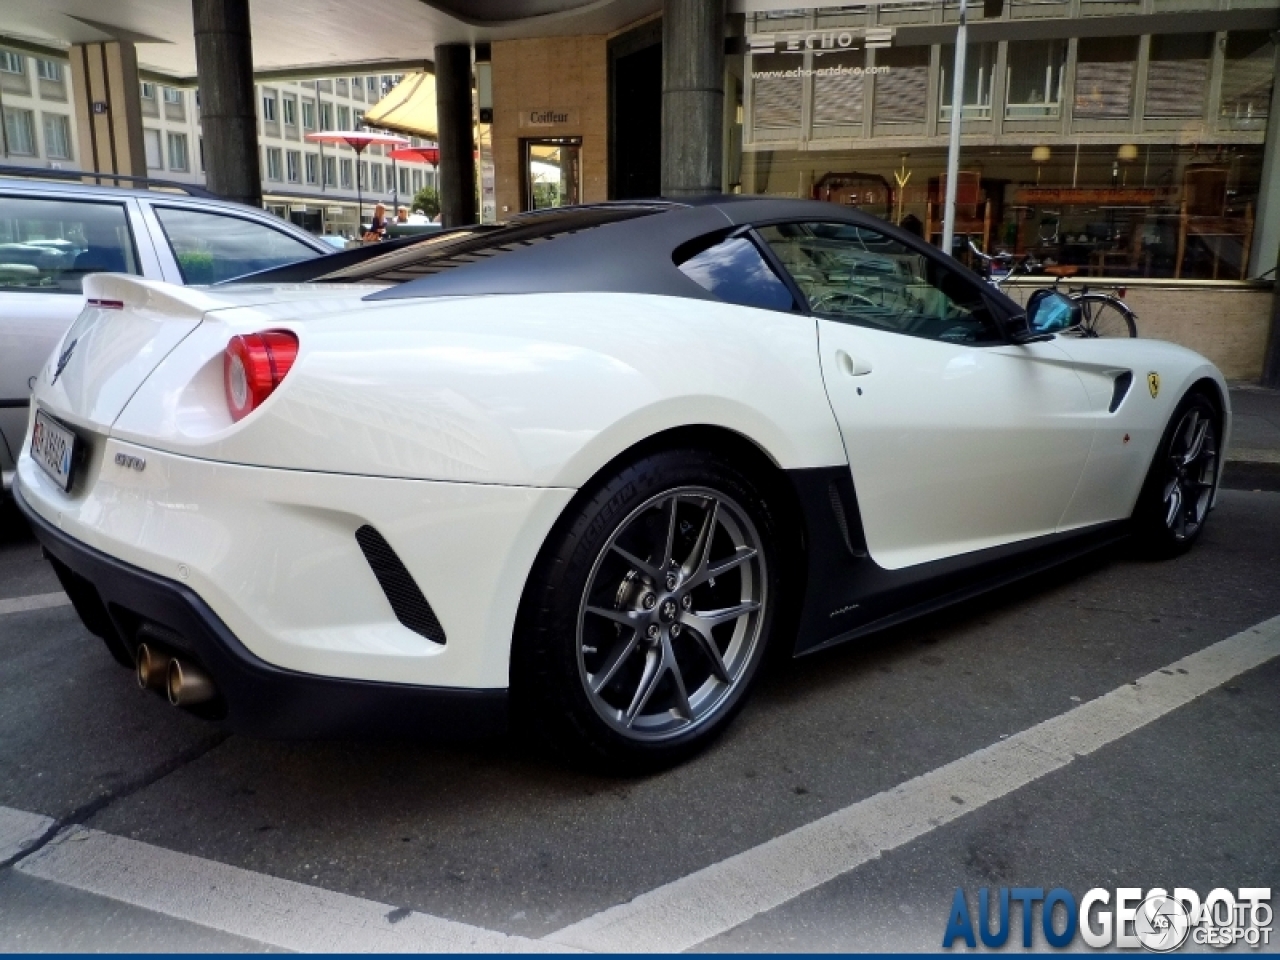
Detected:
[{"left": 1025, "top": 289, "right": 1078, "bottom": 335}]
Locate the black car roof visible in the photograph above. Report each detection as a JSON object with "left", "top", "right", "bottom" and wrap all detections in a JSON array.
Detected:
[{"left": 358, "top": 196, "right": 929, "bottom": 304}]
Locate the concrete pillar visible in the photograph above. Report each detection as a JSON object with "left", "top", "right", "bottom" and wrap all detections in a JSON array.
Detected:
[
  {"left": 435, "top": 44, "right": 477, "bottom": 227},
  {"left": 1248, "top": 42, "right": 1280, "bottom": 279},
  {"left": 67, "top": 41, "right": 146, "bottom": 178},
  {"left": 1254, "top": 41, "right": 1280, "bottom": 386},
  {"left": 192, "top": 0, "right": 261, "bottom": 207},
  {"left": 661, "top": 0, "right": 726, "bottom": 196}
]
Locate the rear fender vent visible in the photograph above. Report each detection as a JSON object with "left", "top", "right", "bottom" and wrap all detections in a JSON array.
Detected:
[{"left": 354, "top": 525, "right": 447, "bottom": 644}]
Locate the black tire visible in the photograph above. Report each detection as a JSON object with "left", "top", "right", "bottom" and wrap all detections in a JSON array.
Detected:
[
  {"left": 1073, "top": 293, "right": 1138, "bottom": 338},
  {"left": 1131, "top": 389, "right": 1222, "bottom": 558},
  {"left": 512, "top": 447, "right": 782, "bottom": 773}
]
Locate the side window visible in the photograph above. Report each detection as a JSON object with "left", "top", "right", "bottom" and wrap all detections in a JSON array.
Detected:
[
  {"left": 152, "top": 207, "right": 320, "bottom": 284},
  {"left": 0, "top": 196, "right": 139, "bottom": 293},
  {"left": 757, "top": 222, "right": 1001, "bottom": 344},
  {"left": 677, "top": 234, "right": 796, "bottom": 312}
]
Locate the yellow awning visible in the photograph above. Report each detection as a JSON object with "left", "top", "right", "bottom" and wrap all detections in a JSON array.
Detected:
[{"left": 364, "top": 72, "right": 437, "bottom": 139}]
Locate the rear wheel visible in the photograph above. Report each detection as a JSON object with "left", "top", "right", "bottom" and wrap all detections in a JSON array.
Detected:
[
  {"left": 513, "top": 448, "right": 780, "bottom": 772},
  {"left": 1132, "top": 390, "right": 1221, "bottom": 557}
]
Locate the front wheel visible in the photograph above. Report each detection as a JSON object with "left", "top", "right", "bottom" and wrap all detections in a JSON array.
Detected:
[
  {"left": 1072, "top": 293, "right": 1138, "bottom": 338},
  {"left": 513, "top": 449, "right": 781, "bottom": 772},
  {"left": 1131, "top": 390, "right": 1221, "bottom": 557}
]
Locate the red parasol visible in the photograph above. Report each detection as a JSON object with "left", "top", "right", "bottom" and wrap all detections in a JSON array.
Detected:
[
  {"left": 389, "top": 146, "right": 440, "bottom": 166},
  {"left": 305, "top": 130, "right": 409, "bottom": 222}
]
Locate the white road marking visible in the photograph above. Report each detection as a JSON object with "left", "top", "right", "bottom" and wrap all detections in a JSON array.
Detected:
[
  {"left": 0, "top": 592, "right": 71, "bottom": 616},
  {"left": 17, "top": 826, "right": 564, "bottom": 953},
  {"left": 0, "top": 805, "right": 55, "bottom": 863},
  {"left": 546, "top": 614, "right": 1280, "bottom": 953}
]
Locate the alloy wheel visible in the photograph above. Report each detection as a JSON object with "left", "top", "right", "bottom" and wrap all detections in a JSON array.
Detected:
[
  {"left": 576, "top": 487, "right": 767, "bottom": 741},
  {"left": 1162, "top": 406, "right": 1218, "bottom": 540}
]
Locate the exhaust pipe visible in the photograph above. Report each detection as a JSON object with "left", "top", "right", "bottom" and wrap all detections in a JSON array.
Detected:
[
  {"left": 166, "top": 657, "right": 216, "bottom": 707},
  {"left": 135, "top": 643, "right": 172, "bottom": 693}
]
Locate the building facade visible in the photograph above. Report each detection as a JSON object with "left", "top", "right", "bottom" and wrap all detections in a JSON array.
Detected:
[{"left": 0, "top": 47, "right": 437, "bottom": 237}]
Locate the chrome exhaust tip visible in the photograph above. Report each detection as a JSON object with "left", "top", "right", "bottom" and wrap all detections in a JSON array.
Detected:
[
  {"left": 135, "top": 643, "right": 172, "bottom": 693},
  {"left": 166, "top": 658, "right": 216, "bottom": 707}
]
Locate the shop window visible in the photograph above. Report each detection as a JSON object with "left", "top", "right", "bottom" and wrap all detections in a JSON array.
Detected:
[
  {"left": 751, "top": 52, "right": 803, "bottom": 130},
  {"left": 940, "top": 42, "right": 997, "bottom": 120},
  {"left": 1221, "top": 32, "right": 1275, "bottom": 126},
  {"left": 1005, "top": 40, "right": 1066, "bottom": 120},
  {"left": 873, "top": 45, "right": 930, "bottom": 125},
  {"left": 812, "top": 50, "right": 865, "bottom": 127},
  {"left": 1074, "top": 36, "right": 1138, "bottom": 120},
  {"left": 1146, "top": 34, "right": 1211, "bottom": 120}
]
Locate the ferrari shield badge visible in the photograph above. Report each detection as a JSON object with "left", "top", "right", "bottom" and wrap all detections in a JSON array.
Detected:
[{"left": 1147, "top": 372, "right": 1160, "bottom": 398}]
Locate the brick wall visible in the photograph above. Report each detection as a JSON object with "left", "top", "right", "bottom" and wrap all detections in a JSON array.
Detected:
[{"left": 491, "top": 36, "right": 609, "bottom": 217}]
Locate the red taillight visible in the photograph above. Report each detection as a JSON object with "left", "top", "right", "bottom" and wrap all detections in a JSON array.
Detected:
[
  {"left": 87, "top": 298, "right": 124, "bottom": 309},
  {"left": 1116, "top": 286, "right": 1127, "bottom": 299},
  {"left": 223, "top": 330, "right": 299, "bottom": 422}
]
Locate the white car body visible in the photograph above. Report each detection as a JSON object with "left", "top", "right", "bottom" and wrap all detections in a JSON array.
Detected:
[{"left": 13, "top": 198, "right": 1230, "bottom": 741}]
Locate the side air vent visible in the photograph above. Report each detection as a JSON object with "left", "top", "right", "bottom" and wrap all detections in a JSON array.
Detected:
[
  {"left": 354, "top": 525, "right": 447, "bottom": 644},
  {"left": 1110, "top": 371, "right": 1134, "bottom": 413}
]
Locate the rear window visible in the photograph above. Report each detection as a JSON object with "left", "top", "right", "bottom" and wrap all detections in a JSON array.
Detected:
[
  {"left": 312, "top": 206, "right": 664, "bottom": 285},
  {"left": 0, "top": 196, "right": 140, "bottom": 293}
]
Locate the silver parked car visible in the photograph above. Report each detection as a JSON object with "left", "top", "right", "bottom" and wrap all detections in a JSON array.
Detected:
[{"left": 0, "top": 171, "right": 330, "bottom": 500}]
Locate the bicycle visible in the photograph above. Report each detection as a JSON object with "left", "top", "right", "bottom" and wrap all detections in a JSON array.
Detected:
[{"left": 966, "top": 240, "right": 1138, "bottom": 338}]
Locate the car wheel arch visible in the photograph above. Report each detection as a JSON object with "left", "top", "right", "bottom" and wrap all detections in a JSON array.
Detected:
[{"left": 511, "top": 423, "right": 811, "bottom": 681}]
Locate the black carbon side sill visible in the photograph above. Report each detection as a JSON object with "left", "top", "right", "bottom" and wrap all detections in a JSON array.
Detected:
[{"left": 354, "top": 525, "right": 447, "bottom": 644}]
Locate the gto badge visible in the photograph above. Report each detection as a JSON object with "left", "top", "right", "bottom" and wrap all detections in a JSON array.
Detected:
[
  {"left": 114, "top": 452, "right": 146, "bottom": 472},
  {"left": 1147, "top": 372, "right": 1160, "bottom": 398}
]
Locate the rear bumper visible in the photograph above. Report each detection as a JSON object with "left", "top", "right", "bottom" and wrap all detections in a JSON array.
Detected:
[{"left": 16, "top": 486, "right": 507, "bottom": 739}]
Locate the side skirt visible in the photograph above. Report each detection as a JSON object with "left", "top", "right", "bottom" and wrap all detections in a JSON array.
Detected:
[{"left": 786, "top": 467, "right": 1128, "bottom": 657}]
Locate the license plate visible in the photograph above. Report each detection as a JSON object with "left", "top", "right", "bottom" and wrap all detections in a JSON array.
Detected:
[{"left": 30, "top": 409, "right": 80, "bottom": 492}]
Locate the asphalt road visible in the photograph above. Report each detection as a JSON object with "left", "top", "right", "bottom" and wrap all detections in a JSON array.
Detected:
[{"left": 0, "top": 488, "right": 1277, "bottom": 952}]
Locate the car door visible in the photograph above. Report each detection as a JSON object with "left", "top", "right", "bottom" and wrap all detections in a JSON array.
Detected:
[
  {"left": 0, "top": 192, "right": 159, "bottom": 478},
  {"left": 755, "top": 221, "right": 1097, "bottom": 571},
  {"left": 139, "top": 202, "right": 323, "bottom": 284}
]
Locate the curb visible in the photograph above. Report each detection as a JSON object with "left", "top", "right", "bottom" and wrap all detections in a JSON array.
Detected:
[{"left": 1222, "top": 457, "right": 1280, "bottom": 492}]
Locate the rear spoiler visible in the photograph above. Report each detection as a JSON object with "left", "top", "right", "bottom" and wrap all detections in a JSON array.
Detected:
[{"left": 83, "top": 274, "right": 230, "bottom": 320}]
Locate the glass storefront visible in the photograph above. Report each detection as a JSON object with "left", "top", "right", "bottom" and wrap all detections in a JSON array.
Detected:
[{"left": 733, "top": 14, "right": 1276, "bottom": 281}]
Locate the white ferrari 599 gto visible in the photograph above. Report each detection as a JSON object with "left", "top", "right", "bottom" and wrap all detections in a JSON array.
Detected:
[{"left": 15, "top": 198, "right": 1229, "bottom": 770}]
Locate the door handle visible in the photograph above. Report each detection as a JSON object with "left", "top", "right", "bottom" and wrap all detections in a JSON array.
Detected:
[{"left": 836, "top": 350, "right": 873, "bottom": 376}]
